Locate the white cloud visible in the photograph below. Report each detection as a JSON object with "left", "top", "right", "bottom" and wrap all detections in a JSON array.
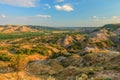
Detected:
[
  {"left": 55, "top": 4, "right": 74, "bottom": 12},
  {"left": 112, "top": 16, "right": 119, "bottom": 19},
  {"left": 55, "top": 5, "right": 62, "bottom": 10},
  {"left": 0, "top": 0, "right": 38, "bottom": 7},
  {"left": 36, "top": 14, "right": 51, "bottom": 18},
  {"left": 92, "top": 16, "right": 120, "bottom": 20},
  {"left": 44, "top": 4, "right": 51, "bottom": 9},
  {"left": 92, "top": 16, "right": 97, "bottom": 19},
  {"left": 90, "top": 16, "right": 120, "bottom": 26},
  {"left": 92, "top": 16, "right": 100, "bottom": 21},
  {"left": 56, "top": 0, "right": 64, "bottom": 2},
  {"left": 1, "top": 14, "right": 6, "bottom": 18}
]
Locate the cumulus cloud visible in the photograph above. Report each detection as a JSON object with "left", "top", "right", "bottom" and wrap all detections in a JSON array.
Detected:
[
  {"left": 1, "top": 14, "right": 6, "bottom": 18},
  {"left": 112, "top": 16, "right": 119, "bottom": 19},
  {"left": 44, "top": 4, "right": 51, "bottom": 9},
  {"left": 0, "top": 0, "right": 38, "bottom": 7},
  {"left": 36, "top": 14, "right": 51, "bottom": 18},
  {"left": 92, "top": 16, "right": 97, "bottom": 19},
  {"left": 55, "top": 4, "right": 74, "bottom": 12},
  {"left": 92, "top": 16, "right": 100, "bottom": 21}
]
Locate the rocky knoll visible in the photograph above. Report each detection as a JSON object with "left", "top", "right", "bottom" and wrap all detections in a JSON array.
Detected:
[{"left": 25, "top": 51, "right": 120, "bottom": 80}]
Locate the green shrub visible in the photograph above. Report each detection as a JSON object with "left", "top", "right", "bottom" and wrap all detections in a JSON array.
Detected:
[
  {"left": 15, "top": 49, "right": 34, "bottom": 55},
  {"left": 0, "top": 54, "right": 12, "bottom": 61},
  {"left": 10, "top": 55, "right": 26, "bottom": 71}
]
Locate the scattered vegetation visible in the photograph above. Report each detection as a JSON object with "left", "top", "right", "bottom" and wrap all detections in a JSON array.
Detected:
[
  {"left": 0, "top": 54, "right": 12, "bottom": 61},
  {"left": 0, "top": 25, "right": 120, "bottom": 80}
]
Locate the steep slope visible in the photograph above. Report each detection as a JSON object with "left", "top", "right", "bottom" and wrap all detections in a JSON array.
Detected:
[
  {"left": 84, "top": 24, "right": 120, "bottom": 52},
  {"left": 101, "top": 24, "right": 120, "bottom": 51},
  {"left": 102, "top": 24, "right": 120, "bottom": 31}
]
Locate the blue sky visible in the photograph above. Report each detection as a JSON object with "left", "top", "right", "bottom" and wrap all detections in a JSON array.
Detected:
[{"left": 0, "top": 0, "right": 120, "bottom": 27}]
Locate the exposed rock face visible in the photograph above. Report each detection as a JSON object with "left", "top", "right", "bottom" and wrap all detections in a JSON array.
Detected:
[
  {"left": 84, "top": 46, "right": 99, "bottom": 53},
  {"left": 81, "top": 28, "right": 115, "bottom": 53},
  {"left": 26, "top": 59, "right": 64, "bottom": 75},
  {"left": 56, "top": 56, "right": 66, "bottom": 62},
  {"left": 63, "top": 35, "right": 74, "bottom": 48},
  {"left": 98, "top": 24, "right": 120, "bottom": 51},
  {"left": 26, "top": 60, "right": 51, "bottom": 75},
  {"left": 90, "top": 29, "right": 113, "bottom": 42},
  {"left": 0, "top": 61, "right": 14, "bottom": 73},
  {"left": 110, "top": 55, "right": 120, "bottom": 65},
  {"left": 112, "top": 28, "right": 120, "bottom": 51},
  {"left": 78, "top": 52, "right": 120, "bottom": 67},
  {"left": 55, "top": 66, "right": 82, "bottom": 80},
  {"left": 93, "top": 70, "right": 120, "bottom": 80},
  {"left": 60, "top": 54, "right": 81, "bottom": 67}
]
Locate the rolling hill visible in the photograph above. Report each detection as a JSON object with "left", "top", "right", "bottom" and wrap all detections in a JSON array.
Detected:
[{"left": 0, "top": 25, "right": 38, "bottom": 33}]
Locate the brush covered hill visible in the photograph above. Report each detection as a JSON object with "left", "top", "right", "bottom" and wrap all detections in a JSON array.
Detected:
[
  {"left": 0, "top": 25, "right": 38, "bottom": 33},
  {"left": 102, "top": 23, "right": 120, "bottom": 31},
  {"left": 0, "top": 24, "right": 120, "bottom": 80},
  {"left": 93, "top": 23, "right": 120, "bottom": 51}
]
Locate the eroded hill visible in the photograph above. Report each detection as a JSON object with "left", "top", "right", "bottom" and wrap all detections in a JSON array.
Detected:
[
  {"left": 0, "top": 24, "right": 120, "bottom": 80},
  {"left": 0, "top": 25, "right": 38, "bottom": 33}
]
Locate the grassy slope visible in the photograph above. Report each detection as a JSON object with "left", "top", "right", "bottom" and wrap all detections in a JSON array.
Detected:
[{"left": 0, "top": 32, "right": 45, "bottom": 40}]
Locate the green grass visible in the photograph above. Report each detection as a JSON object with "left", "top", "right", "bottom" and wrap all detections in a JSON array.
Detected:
[{"left": 0, "top": 32, "right": 45, "bottom": 40}]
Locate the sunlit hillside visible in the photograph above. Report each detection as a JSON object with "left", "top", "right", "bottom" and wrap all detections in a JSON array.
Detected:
[{"left": 0, "top": 24, "right": 120, "bottom": 80}]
